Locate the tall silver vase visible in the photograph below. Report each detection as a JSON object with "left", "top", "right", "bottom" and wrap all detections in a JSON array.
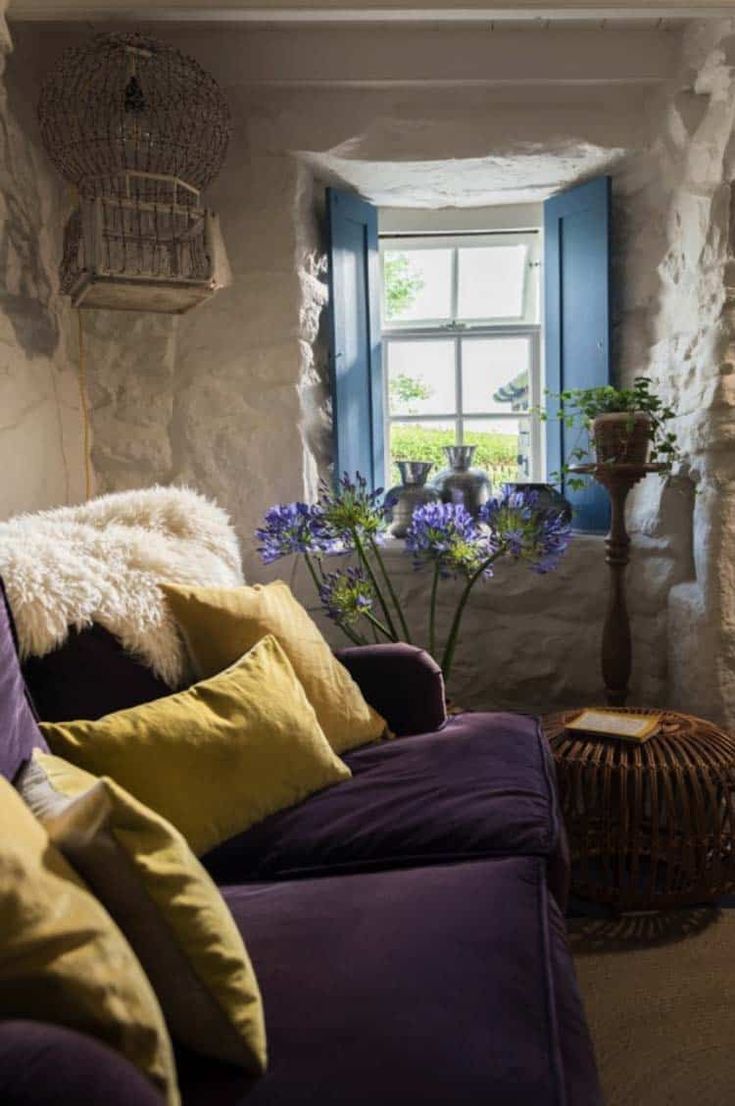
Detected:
[
  {"left": 385, "top": 461, "right": 440, "bottom": 538},
  {"left": 432, "top": 445, "right": 491, "bottom": 517}
]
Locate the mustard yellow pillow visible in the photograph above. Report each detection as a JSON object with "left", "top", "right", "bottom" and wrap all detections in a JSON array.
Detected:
[
  {"left": 0, "top": 776, "right": 178, "bottom": 1106},
  {"left": 18, "top": 752, "right": 266, "bottom": 1073},
  {"left": 162, "top": 580, "right": 387, "bottom": 754},
  {"left": 40, "top": 634, "right": 351, "bottom": 856}
]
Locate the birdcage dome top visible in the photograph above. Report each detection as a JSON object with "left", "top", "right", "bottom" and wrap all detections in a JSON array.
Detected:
[{"left": 38, "top": 32, "right": 230, "bottom": 194}]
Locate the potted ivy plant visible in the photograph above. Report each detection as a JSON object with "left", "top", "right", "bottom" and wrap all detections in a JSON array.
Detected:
[{"left": 545, "top": 376, "right": 680, "bottom": 488}]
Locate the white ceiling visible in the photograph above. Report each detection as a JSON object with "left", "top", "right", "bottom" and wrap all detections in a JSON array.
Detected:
[{"left": 7, "top": 0, "right": 735, "bottom": 23}]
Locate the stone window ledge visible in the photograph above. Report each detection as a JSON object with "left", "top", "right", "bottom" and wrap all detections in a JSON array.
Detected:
[{"left": 378, "top": 533, "right": 606, "bottom": 559}]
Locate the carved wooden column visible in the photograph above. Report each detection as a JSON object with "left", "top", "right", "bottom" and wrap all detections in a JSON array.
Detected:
[{"left": 570, "top": 463, "right": 665, "bottom": 707}]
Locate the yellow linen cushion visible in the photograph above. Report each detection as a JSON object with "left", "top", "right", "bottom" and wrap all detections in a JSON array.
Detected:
[
  {"left": 18, "top": 752, "right": 266, "bottom": 1073},
  {"left": 0, "top": 776, "right": 178, "bottom": 1106},
  {"left": 40, "top": 634, "right": 351, "bottom": 856},
  {"left": 162, "top": 580, "right": 388, "bottom": 754}
]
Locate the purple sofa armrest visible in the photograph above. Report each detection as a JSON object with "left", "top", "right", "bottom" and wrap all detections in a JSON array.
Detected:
[
  {"left": 0, "top": 1021, "right": 165, "bottom": 1106},
  {"left": 335, "top": 643, "right": 447, "bottom": 736}
]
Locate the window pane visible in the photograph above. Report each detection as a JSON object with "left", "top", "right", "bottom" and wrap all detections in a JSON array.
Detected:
[
  {"left": 388, "top": 419, "right": 456, "bottom": 488},
  {"left": 461, "top": 337, "right": 530, "bottom": 415},
  {"left": 461, "top": 417, "right": 529, "bottom": 487},
  {"left": 383, "top": 249, "right": 452, "bottom": 323},
  {"left": 457, "top": 244, "right": 527, "bottom": 320},
  {"left": 387, "top": 340, "right": 455, "bottom": 417}
]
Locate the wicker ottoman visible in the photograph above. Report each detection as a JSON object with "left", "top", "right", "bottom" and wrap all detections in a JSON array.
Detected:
[{"left": 543, "top": 708, "right": 735, "bottom": 911}]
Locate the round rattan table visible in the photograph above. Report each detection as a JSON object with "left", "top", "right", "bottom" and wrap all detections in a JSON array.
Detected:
[{"left": 543, "top": 708, "right": 735, "bottom": 912}]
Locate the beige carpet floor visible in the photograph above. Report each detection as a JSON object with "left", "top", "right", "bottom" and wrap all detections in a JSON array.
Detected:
[{"left": 569, "top": 907, "right": 735, "bottom": 1106}]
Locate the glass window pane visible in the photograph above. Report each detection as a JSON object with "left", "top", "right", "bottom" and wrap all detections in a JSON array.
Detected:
[
  {"left": 387, "top": 340, "right": 455, "bottom": 417},
  {"left": 461, "top": 417, "right": 529, "bottom": 487},
  {"left": 457, "top": 244, "right": 527, "bottom": 320},
  {"left": 461, "top": 337, "right": 530, "bottom": 415},
  {"left": 383, "top": 249, "right": 452, "bottom": 323},
  {"left": 388, "top": 419, "right": 456, "bottom": 488}
]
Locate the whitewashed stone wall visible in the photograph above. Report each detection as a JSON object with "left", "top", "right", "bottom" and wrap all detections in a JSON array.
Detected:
[
  {"left": 6, "top": 20, "right": 735, "bottom": 723},
  {"left": 616, "top": 20, "right": 735, "bottom": 724},
  {"left": 0, "top": 19, "right": 86, "bottom": 519}
]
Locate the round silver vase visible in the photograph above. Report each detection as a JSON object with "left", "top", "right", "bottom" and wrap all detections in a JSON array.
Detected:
[
  {"left": 385, "top": 461, "right": 440, "bottom": 538},
  {"left": 432, "top": 445, "right": 491, "bottom": 516}
]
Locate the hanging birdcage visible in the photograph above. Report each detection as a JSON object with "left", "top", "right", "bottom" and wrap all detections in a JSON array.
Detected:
[{"left": 38, "top": 32, "right": 232, "bottom": 313}]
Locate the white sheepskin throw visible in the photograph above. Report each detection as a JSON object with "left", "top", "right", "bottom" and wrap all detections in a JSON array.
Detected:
[{"left": 0, "top": 486, "right": 244, "bottom": 686}]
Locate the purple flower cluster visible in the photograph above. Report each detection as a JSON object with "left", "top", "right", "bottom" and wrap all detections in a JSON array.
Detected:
[
  {"left": 255, "top": 474, "right": 572, "bottom": 666},
  {"left": 318, "top": 471, "right": 387, "bottom": 546},
  {"left": 318, "top": 566, "right": 375, "bottom": 625},
  {"left": 405, "top": 502, "right": 496, "bottom": 579},
  {"left": 481, "top": 486, "right": 571, "bottom": 574},
  {"left": 255, "top": 502, "right": 339, "bottom": 564},
  {"left": 255, "top": 473, "right": 389, "bottom": 569}
]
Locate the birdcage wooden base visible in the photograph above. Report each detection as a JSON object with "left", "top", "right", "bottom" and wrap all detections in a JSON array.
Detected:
[
  {"left": 70, "top": 274, "right": 217, "bottom": 314},
  {"left": 543, "top": 708, "right": 735, "bottom": 912}
]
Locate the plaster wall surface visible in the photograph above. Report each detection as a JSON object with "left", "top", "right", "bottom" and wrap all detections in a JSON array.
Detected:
[
  {"left": 0, "top": 20, "right": 85, "bottom": 519},
  {"left": 5, "top": 18, "right": 735, "bottom": 720}
]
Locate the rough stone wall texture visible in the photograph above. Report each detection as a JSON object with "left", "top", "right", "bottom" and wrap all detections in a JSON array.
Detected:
[
  {"left": 0, "top": 24, "right": 86, "bottom": 519},
  {"left": 7, "top": 20, "right": 735, "bottom": 721},
  {"left": 614, "top": 19, "right": 735, "bottom": 724}
]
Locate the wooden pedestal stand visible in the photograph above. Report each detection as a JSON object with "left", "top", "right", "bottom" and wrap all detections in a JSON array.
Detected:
[{"left": 570, "top": 463, "right": 666, "bottom": 707}]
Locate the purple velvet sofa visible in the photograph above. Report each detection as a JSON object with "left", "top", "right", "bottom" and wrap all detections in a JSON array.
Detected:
[{"left": 0, "top": 581, "right": 602, "bottom": 1106}]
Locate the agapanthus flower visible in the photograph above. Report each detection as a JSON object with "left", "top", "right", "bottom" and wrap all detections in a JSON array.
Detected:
[
  {"left": 481, "top": 486, "right": 572, "bottom": 574},
  {"left": 318, "top": 566, "right": 375, "bottom": 625},
  {"left": 317, "top": 472, "right": 387, "bottom": 547},
  {"left": 255, "top": 501, "right": 339, "bottom": 565},
  {"left": 405, "top": 502, "right": 496, "bottom": 579}
]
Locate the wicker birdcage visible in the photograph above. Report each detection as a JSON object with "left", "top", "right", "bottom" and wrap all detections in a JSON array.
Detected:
[{"left": 38, "top": 32, "right": 232, "bottom": 313}]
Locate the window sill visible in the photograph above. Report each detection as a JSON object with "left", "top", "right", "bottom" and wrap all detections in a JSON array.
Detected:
[{"left": 378, "top": 532, "right": 606, "bottom": 557}]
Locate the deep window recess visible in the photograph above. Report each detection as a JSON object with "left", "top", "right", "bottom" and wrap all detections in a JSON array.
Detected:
[
  {"left": 325, "top": 179, "right": 612, "bottom": 533},
  {"left": 380, "top": 232, "right": 542, "bottom": 488}
]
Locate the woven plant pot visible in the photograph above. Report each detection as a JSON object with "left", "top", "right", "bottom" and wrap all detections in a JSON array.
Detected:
[{"left": 591, "top": 412, "right": 653, "bottom": 465}]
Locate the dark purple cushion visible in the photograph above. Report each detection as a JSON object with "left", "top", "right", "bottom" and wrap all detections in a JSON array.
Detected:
[
  {"left": 0, "top": 578, "right": 47, "bottom": 781},
  {"left": 22, "top": 623, "right": 173, "bottom": 722},
  {"left": 0, "top": 1021, "right": 165, "bottom": 1106},
  {"left": 177, "top": 858, "right": 602, "bottom": 1106},
  {"left": 203, "top": 712, "right": 566, "bottom": 900}
]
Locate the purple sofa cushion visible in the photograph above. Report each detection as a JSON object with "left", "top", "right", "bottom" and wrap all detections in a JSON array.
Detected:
[
  {"left": 0, "top": 1021, "right": 165, "bottom": 1106},
  {"left": 177, "top": 857, "right": 602, "bottom": 1106},
  {"left": 22, "top": 624, "right": 174, "bottom": 722},
  {"left": 203, "top": 712, "right": 563, "bottom": 892},
  {"left": 0, "top": 579, "right": 48, "bottom": 781}
]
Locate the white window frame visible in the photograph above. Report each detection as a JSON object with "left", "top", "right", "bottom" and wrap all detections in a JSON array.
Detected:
[{"left": 380, "top": 230, "right": 544, "bottom": 484}]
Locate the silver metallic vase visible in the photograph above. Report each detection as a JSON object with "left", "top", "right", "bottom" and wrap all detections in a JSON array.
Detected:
[
  {"left": 432, "top": 445, "right": 491, "bottom": 517},
  {"left": 385, "top": 461, "right": 440, "bottom": 538}
]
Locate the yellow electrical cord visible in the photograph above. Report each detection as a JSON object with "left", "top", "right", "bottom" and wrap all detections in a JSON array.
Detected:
[{"left": 76, "top": 310, "right": 93, "bottom": 501}]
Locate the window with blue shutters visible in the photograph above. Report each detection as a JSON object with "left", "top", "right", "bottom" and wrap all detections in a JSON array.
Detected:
[
  {"left": 325, "top": 188, "right": 384, "bottom": 491},
  {"left": 326, "top": 177, "right": 612, "bottom": 533},
  {"left": 544, "top": 176, "right": 612, "bottom": 533}
]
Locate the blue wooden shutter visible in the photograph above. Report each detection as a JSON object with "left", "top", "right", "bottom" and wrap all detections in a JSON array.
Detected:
[
  {"left": 544, "top": 176, "right": 612, "bottom": 532},
  {"left": 325, "top": 188, "right": 384, "bottom": 491}
]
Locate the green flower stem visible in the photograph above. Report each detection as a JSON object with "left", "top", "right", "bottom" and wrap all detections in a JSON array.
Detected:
[
  {"left": 364, "top": 610, "right": 395, "bottom": 642},
  {"left": 440, "top": 548, "right": 505, "bottom": 682},
  {"left": 304, "top": 552, "right": 363, "bottom": 645},
  {"left": 429, "top": 562, "right": 440, "bottom": 659},
  {"left": 303, "top": 552, "right": 323, "bottom": 598},
  {"left": 338, "top": 621, "right": 366, "bottom": 646},
  {"left": 342, "top": 623, "right": 369, "bottom": 645},
  {"left": 352, "top": 530, "right": 399, "bottom": 641},
  {"left": 368, "top": 536, "right": 413, "bottom": 644}
]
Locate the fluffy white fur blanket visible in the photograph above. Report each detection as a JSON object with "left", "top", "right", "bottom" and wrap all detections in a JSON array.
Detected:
[{"left": 0, "top": 486, "right": 244, "bottom": 685}]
